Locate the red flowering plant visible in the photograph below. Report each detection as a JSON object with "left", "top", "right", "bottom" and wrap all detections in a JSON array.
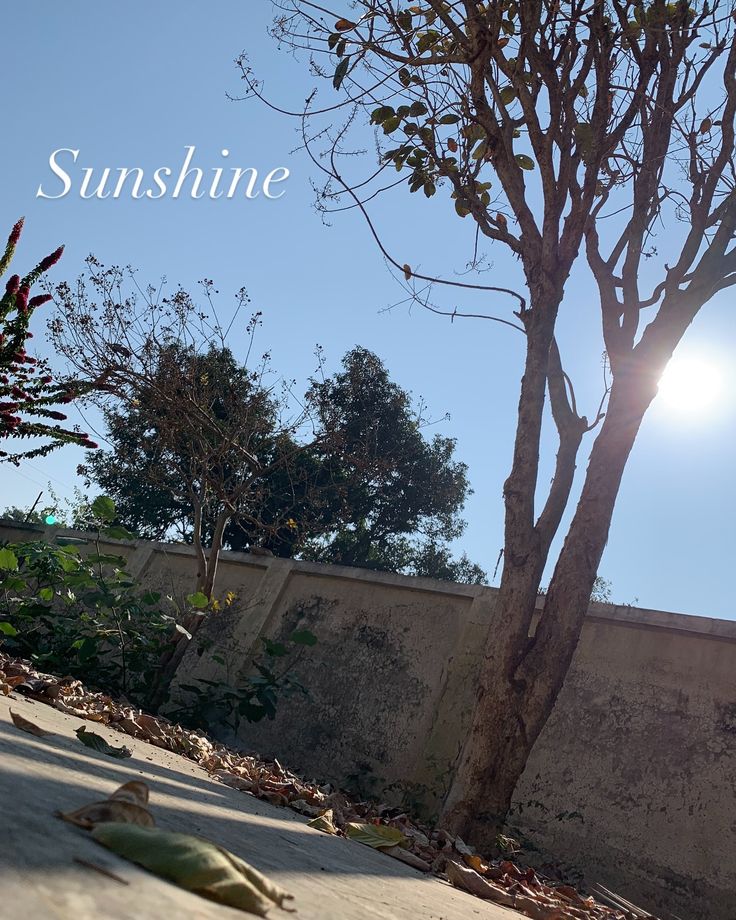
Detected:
[{"left": 0, "top": 218, "right": 97, "bottom": 463}]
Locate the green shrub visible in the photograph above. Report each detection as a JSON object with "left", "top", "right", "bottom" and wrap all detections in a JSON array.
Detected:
[
  {"left": 0, "top": 537, "right": 172, "bottom": 705},
  {"left": 0, "top": 495, "right": 318, "bottom": 725}
]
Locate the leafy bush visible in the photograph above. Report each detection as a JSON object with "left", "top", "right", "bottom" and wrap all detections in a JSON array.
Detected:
[
  {"left": 0, "top": 495, "right": 318, "bottom": 724},
  {"left": 169, "top": 629, "right": 317, "bottom": 735},
  {"left": 0, "top": 498, "right": 173, "bottom": 705}
]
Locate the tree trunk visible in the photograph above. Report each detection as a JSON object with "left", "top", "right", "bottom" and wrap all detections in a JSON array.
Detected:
[
  {"left": 441, "top": 369, "right": 658, "bottom": 847},
  {"left": 149, "top": 509, "right": 230, "bottom": 710}
]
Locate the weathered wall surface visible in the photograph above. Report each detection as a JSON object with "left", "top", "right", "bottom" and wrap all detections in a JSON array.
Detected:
[{"left": 2, "top": 520, "right": 735, "bottom": 920}]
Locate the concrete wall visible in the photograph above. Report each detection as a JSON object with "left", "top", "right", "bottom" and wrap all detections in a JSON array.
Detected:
[{"left": 2, "top": 520, "right": 734, "bottom": 920}]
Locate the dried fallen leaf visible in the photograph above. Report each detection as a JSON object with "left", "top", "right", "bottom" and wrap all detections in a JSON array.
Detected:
[
  {"left": 306, "top": 809, "right": 338, "bottom": 835},
  {"left": 345, "top": 822, "right": 407, "bottom": 849},
  {"left": 9, "top": 708, "right": 53, "bottom": 737},
  {"left": 58, "top": 781, "right": 154, "bottom": 830},
  {"left": 288, "top": 799, "right": 323, "bottom": 817},
  {"left": 383, "top": 844, "right": 431, "bottom": 872},
  {"left": 214, "top": 770, "right": 254, "bottom": 792},
  {"left": 75, "top": 725, "right": 131, "bottom": 759},
  {"left": 446, "top": 859, "right": 516, "bottom": 907},
  {"left": 462, "top": 853, "right": 501, "bottom": 877},
  {"left": 92, "top": 823, "right": 294, "bottom": 916}
]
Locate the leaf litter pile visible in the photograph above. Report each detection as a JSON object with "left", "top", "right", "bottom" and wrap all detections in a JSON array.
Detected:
[{"left": 2, "top": 652, "right": 656, "bottom": 920}]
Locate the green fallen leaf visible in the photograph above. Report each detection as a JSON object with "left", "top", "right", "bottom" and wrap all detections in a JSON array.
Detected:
[
  {"left": 76, "top": 726, "right": 132, "bottom": 759},
  {"left": 92, "top": 823, "right": 294, "bottom": 916},
  {"left": 345, "top": 822, "right": 407, "bottom": 849}
]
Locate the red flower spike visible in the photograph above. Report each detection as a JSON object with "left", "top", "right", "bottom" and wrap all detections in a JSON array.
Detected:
[
  {"left": 28, "top": 293, "right": 53, "bottom": 309},
  {"left": 5, "top": 274, "right": 20, "bottom": 295},
  {"left": 48, "top": 411, "right": 67, "bottom": 421},
  {"left": 7, "top": 218, "right": 24, "bottom": 249},
  {"left": 39, "top": 245, "right": 64, "bottom": 272}
]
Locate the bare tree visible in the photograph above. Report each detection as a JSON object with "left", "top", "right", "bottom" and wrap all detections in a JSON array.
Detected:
[
  {"left": 241, "top": 0, "right": 736, "bottom": 844},
  {"left": 49, "top": 261, "right": 336, "bottom": 698}
]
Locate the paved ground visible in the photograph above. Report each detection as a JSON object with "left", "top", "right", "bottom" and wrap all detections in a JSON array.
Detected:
[{"left": 0, "top": 693, "right": 519, "bottom": 920}]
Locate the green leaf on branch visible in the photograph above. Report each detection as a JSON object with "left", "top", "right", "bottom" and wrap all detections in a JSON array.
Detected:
[
  {"left": 515, "top": 153, "right": 535, "bottom": 170},
  {"left": 91, "top": 496, "right": 116, "bottom": 523},
  {"left": 396, "top": 10, "right": 413, "bottom": 32},
  {"left": 0, "top": 621, "right": 18, "bottom": 636},
  {"left": 574, "top": 122, "right": 594, "bottom": 161},
  {"left": 103, "top": 525, "right": 135, "bottom": 541},
  {"left": 499, "top": 85, "right": 517, "bottom": 105},
  {"left": 416, "top": 30, "right": 440, "bottom": 54},
  {"left": 72, "top": 636, "right": 98, "bottom": 663},
  {"left": 333, "top": 56, "right": 350, "bottom": 90},
  {"left": 0, "top": 548, "right": 18, "bottom": 571},
  {"left": 370, "top": 105, "right": 395, "bottom": 125},
  {"left": 186, "top": 591, "right": 210, "bottom": 610}
]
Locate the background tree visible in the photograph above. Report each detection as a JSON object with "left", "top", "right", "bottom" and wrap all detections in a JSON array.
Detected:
[
  {"left": 246, "top": 0, "right": 736, "bottom": 844},
  {"left": 0, "top": 218, "right": 94, "bottom": 462},
  {"left": 300, "top": 346, "right": 486, "bottom": 582},
  {"left": 79, "top": 341, "right": 486, "bottom": 583}
]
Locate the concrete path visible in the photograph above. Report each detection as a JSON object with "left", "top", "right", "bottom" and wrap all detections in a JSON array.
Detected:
[{"left": 0, "top": 694, "right": 519, "bottom": 920}]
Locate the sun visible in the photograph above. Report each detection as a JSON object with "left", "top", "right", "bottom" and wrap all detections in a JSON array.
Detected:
[{"left": 657, "top": 353, "right": 724, "bottom": 414}]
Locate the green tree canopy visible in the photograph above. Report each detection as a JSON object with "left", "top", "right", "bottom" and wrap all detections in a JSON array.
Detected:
[{"left": 82, "top": 345, "right": 485, "bottom": 583}]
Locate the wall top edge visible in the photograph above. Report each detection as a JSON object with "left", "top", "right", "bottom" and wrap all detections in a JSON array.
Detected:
[{"left": 1, "top": 520, "right": 733, "bottom": 638}]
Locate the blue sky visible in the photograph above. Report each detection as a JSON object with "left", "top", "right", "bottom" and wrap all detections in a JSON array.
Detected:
[{"left": 2, "top": 3, "right": 734, "bottom": 618}]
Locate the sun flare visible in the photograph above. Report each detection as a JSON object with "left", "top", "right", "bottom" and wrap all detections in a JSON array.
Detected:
[{"left": 657, "top": 354, "right": 724, "bottom": 414}]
